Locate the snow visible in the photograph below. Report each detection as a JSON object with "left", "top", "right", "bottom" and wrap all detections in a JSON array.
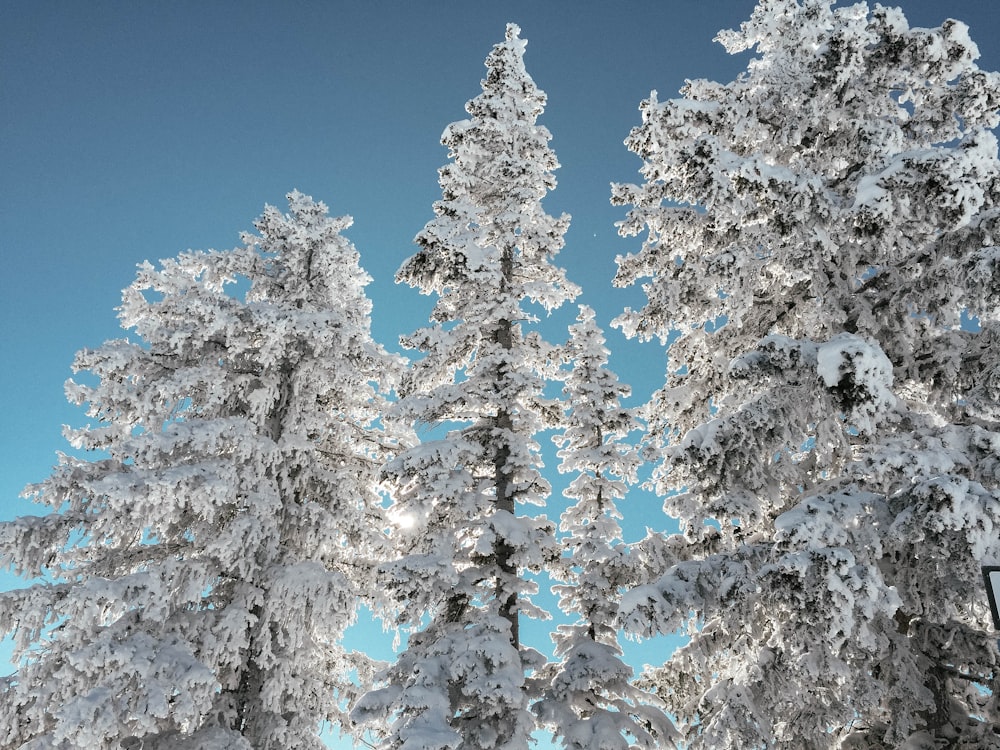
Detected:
[
  {"left": 4, "top": 4, "right": 1000, "bottom": 749},
  {"left": 612, "top": 0, "right": 1000, "bottom": 745},
  {"left": 0, "top": 193, "right": 401, "bottom": 748}
]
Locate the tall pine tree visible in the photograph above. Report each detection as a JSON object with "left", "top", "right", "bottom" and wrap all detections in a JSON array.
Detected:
[
  {"left": 613, "top": 1, "right": 1000, "bottom": 746},
  {"left": 0, "top": 192, "right": 400, "bottom": 749},
  {"left": 353, "top": 24, "right": 579, "bottom": 750},
  {"left": 533, "top": 306, "right": 676, "bottom": 749}
]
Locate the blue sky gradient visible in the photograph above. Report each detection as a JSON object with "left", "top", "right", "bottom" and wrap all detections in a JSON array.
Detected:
[{"left": 3, "top": 2, "right": 1000, "bottom": 746}]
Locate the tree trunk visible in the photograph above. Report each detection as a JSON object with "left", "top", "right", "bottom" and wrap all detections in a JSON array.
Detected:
[{"left": 494, "top": 244, "right": 518, "bottom": 649}]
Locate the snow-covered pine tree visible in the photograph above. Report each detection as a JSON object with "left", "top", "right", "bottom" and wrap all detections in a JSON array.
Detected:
[
  {"left": 0, "top": 192, "right": 400, "bottom": 749},
  {"left": 533, "top": 306, "right": 676, "bottom": 750},
  {"left": 612, "top": 1, "right": 1000, "bottom": 747},
  {"left": 352, "top": 24, "right": 579, "bottom": 750}
]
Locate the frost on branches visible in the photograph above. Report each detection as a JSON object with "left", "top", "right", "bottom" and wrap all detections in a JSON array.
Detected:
[
  {"left": 613, "top": 1, "right": 1000, "bottom": 747},
  {"left": 352, "top": 24, "right": 580, "bottom": 750},
  {"left": 0, "top": 192, "right": 401, "bottom": 749},
  {"left": 533, "top": 306, "right": 676, "bottom": 750}
]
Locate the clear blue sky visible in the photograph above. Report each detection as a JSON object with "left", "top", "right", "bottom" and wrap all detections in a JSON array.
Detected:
[{"left": 3, "top": 1, "right": 999, "bottom": 746}]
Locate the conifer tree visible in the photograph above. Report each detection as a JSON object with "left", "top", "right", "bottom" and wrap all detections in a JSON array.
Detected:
[
  {"left": 534, "top": 306, "right": 676, "bottom": 750},
  {"left": 353, "top": 24, "right": 579, "bottom": 750},
  {"left": 0, "top": 192, "right": 399, "bottom": 749},
  {"left": 613, "top": 1, "right": 1000, "bottom": 746}
]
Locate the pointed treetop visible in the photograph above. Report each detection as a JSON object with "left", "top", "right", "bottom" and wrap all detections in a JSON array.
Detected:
[{"left": 472, "top": 22, "right": 544, "bottom": 124}]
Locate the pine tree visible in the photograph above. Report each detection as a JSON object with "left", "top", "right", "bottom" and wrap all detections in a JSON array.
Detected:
[
  {"left": 352, "top": 24, "right": 579, "bottom": 750},
  {"left": 612, "top": 1, "right": 1000, "bottom": 746},
  {"left": 0, "top": 192, "right": 400, "bottom": 749},
  {"left": 533, "top": 306, "right": 676, "bottom": 749}
]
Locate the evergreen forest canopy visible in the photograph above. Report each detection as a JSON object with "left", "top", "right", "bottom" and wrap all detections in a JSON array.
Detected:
[{"left": 3, "top": 2, "right": 1000, "bottom": 748}]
